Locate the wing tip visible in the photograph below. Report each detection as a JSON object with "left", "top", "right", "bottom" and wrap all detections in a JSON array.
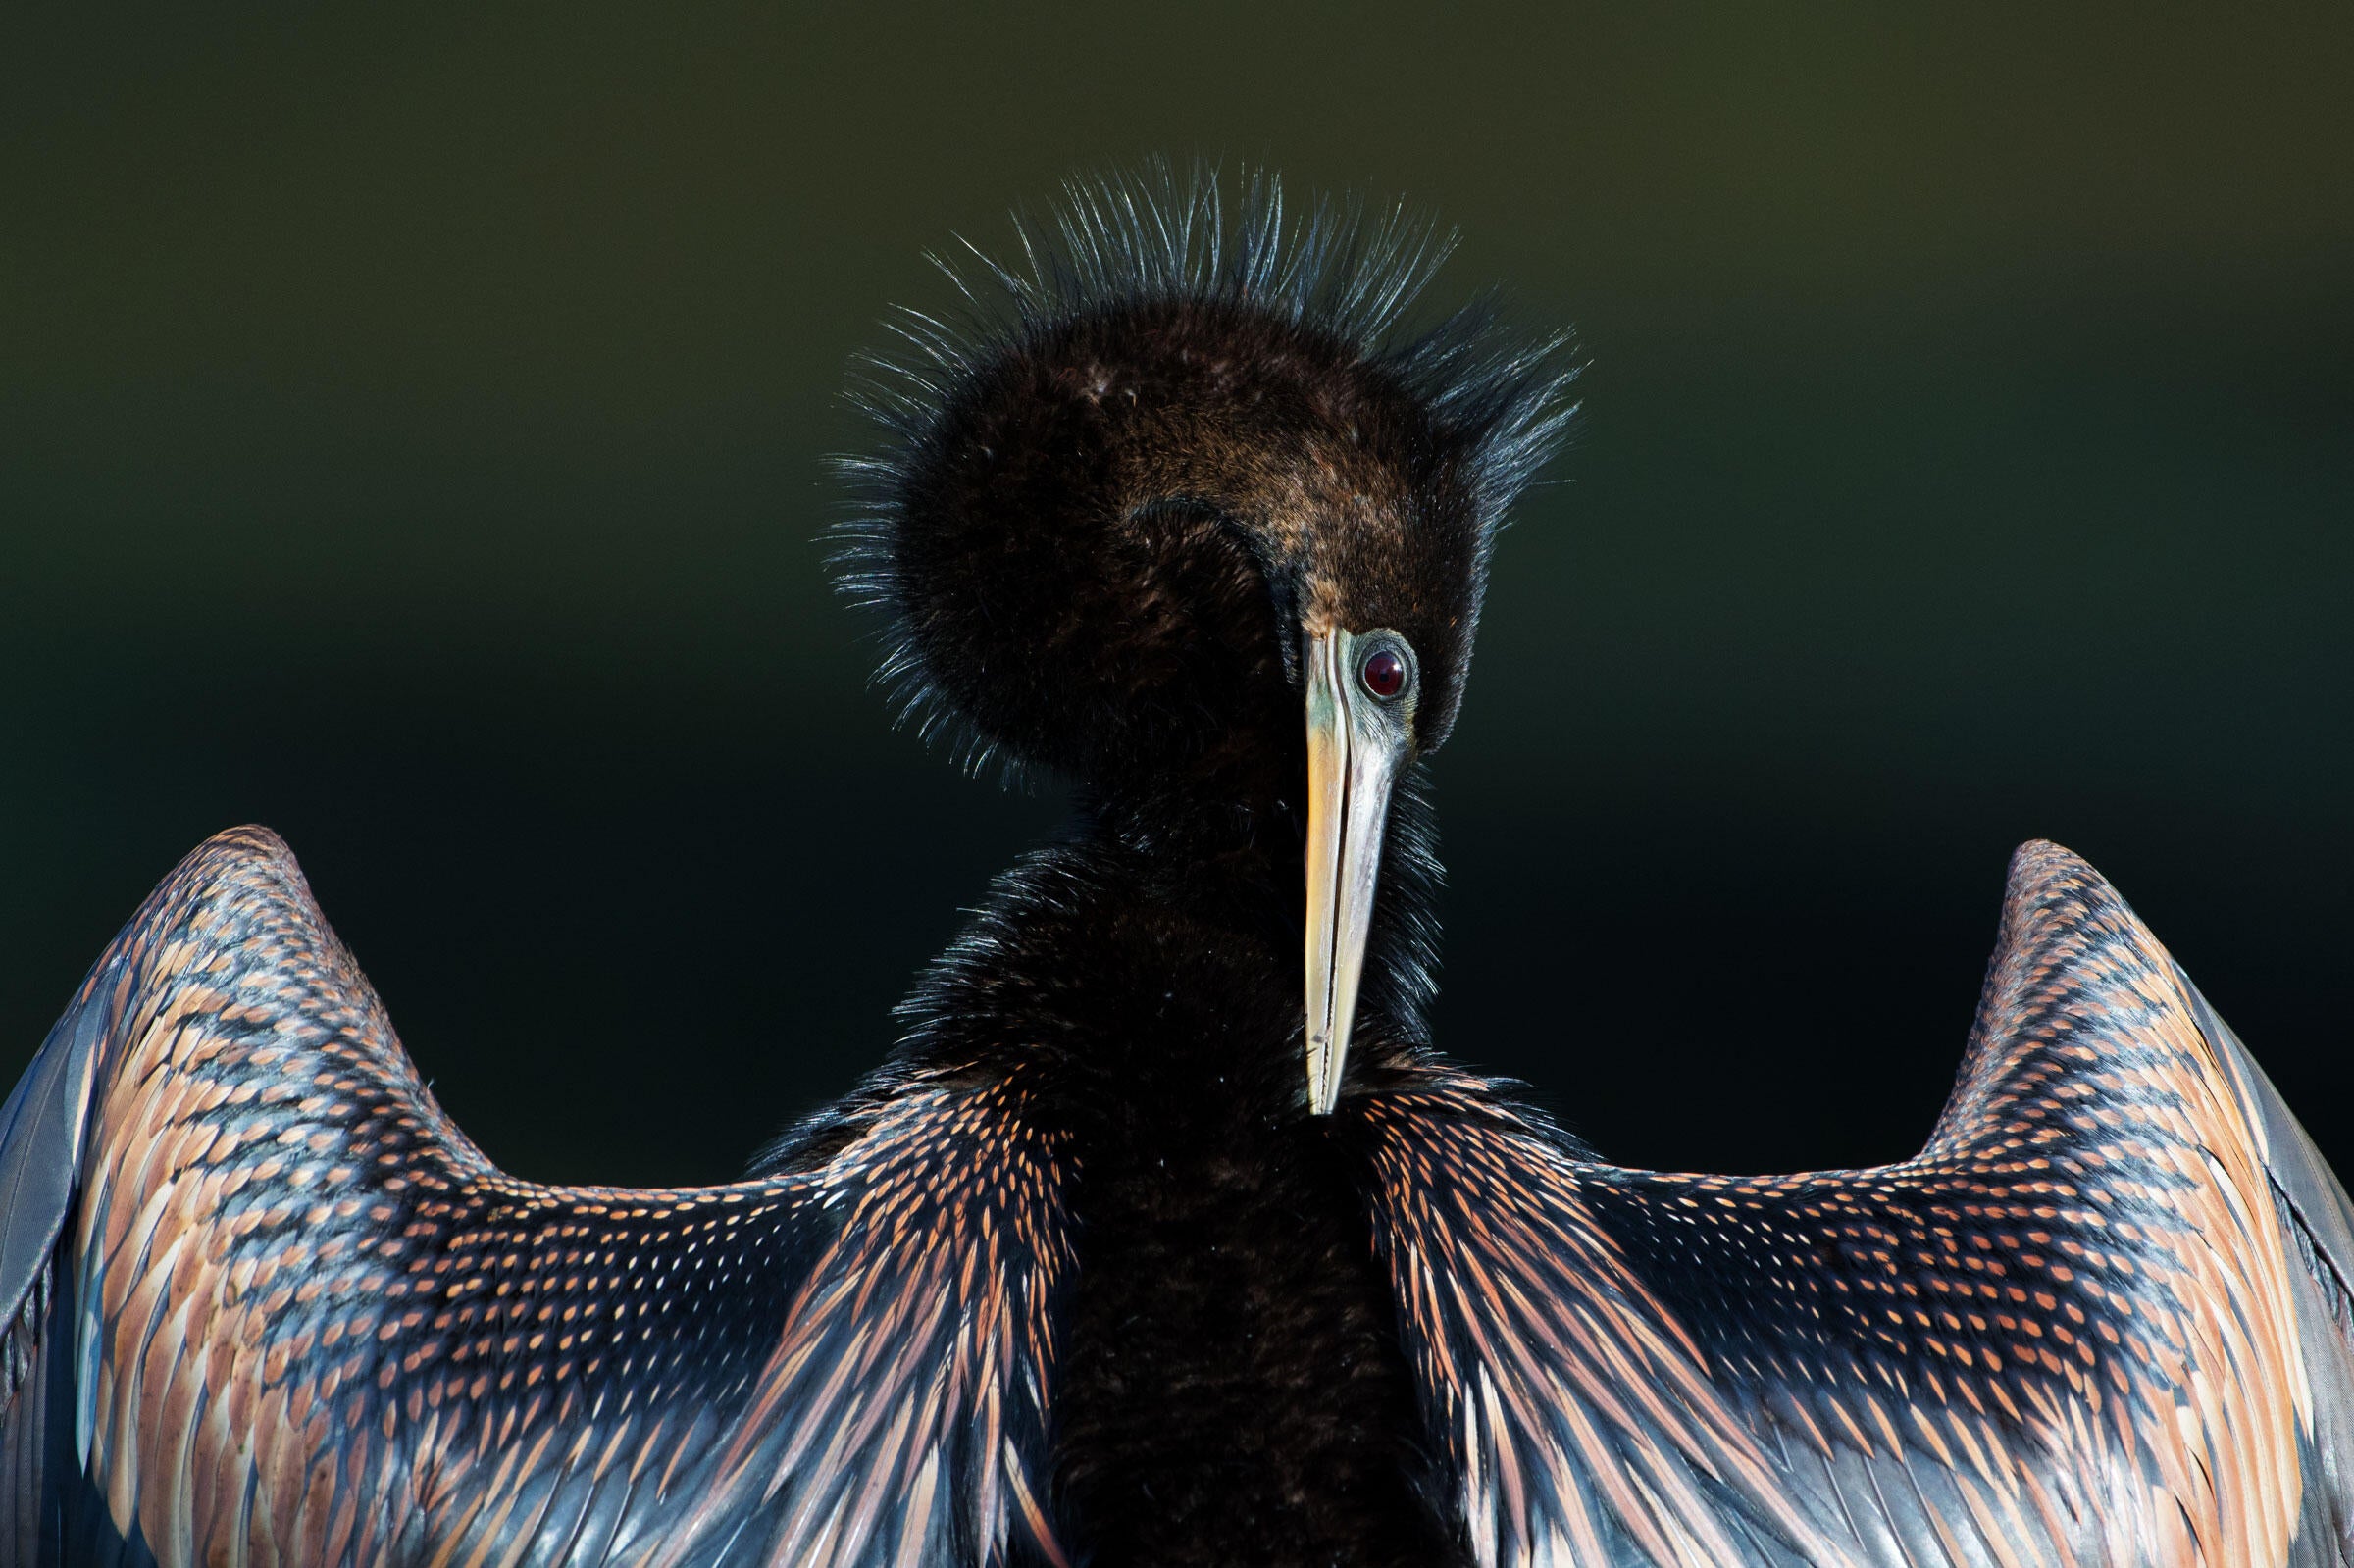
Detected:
[
  {"left": 1999, "top": 837, "right": 2144, "bottom": 944},
  {"left": 142, "top": 825, "right": 316, "bottom": 932},
  {"left": 2003, "top": 836, "right": 2200, "bottom": 952},
  {"left": 179, "top": 824, "right": 301, "bottom": 879},
  {"left": 2003, "top": 836, "right": 2091, "bottom": 889},
  {"left": 61, "top": 823, "right": 333, "bottom": 1043}
]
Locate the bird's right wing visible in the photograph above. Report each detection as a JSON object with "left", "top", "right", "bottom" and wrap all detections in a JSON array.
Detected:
[
  {"left": 1361, "top": 839, "right": 2354, "bottom": 1567},
  {"left": 0, "top": 827, "right": 1074, "bottom": 1568}
]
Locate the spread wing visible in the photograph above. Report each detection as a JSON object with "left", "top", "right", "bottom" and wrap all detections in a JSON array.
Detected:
[
  {"left": 1361, "top": 839, "right": 2354, "bottom": 1567},
  {"left": 0, "top": 828, "right": 1073, "bottom": 1568}
]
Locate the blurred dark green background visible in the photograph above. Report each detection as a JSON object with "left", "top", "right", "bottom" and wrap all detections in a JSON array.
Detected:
[{"left": 4, "top": 7, "right": 2348, "bottom": 1185}]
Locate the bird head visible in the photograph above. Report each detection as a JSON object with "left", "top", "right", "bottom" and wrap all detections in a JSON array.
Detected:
[{"left": 841, "top": 168, "right": 1575, "bottom": 1113}]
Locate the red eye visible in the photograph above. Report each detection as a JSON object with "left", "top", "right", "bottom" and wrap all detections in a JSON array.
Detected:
[{"left": 1360, "top": 647, "right": 1407, "bottom": 699}]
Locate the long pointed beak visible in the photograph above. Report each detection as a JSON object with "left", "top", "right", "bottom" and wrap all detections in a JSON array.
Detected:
[{"left": 1303, "top": 629, "right": 1407, "bottom": 1115}]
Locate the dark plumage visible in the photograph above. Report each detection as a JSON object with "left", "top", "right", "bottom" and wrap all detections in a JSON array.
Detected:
[
  {"left": 5, "top": 165, "right": 2354, "bottom": 1568},
  {"left": 812, "top": 166, "right": 1576, "bottom": 1563},
  {"left": 838, "top": 167, "right": 1568, "bottom": 786}
]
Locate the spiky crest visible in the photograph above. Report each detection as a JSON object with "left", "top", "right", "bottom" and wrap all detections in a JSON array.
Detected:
[{"left": 831, "top": 162, "right": 1579, "bottom": 783}]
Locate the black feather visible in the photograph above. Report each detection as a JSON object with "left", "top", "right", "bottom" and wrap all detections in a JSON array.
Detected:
[{"left": 831, "top": 160, "right": 1580, "bottom": 785}]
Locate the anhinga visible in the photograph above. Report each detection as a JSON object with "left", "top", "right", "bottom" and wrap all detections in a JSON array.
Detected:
[{"left": 3, "top": 169, "right": 2351, "bottom": 1568}]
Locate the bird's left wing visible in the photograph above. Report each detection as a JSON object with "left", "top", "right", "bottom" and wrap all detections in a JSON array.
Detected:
[
  {"left": 1359, "top": 840, "right": 2354, "bottom": 1567},
  {"left": 0, "top": 827, "right": 1073, "bottom": 1568}
]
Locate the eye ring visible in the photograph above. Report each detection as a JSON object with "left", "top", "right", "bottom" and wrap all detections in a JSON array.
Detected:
[{"left": 1358, "top": 644, "right": 1410, "bottom": 701}]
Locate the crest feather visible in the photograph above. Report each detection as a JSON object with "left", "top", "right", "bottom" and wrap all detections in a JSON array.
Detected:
[{"left": 832, "top": 161, "right": 1581, "bottom": 781}]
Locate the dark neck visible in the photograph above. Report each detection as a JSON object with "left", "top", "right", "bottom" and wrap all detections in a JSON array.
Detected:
[
  {"left": 1063, "top": 763, "right": 1444, "bottom": 1059},
  {"left": 871, "top": 770, "right": 1456, "bottom": 1566}
]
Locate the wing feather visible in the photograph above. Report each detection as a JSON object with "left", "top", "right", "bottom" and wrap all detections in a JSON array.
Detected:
[
  {"left": 1366, "top": 839, "right": 2351, "bottom": 1566},
  {"left": 0, "top": 827, "right": 1074, "bottom": 1567}
]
